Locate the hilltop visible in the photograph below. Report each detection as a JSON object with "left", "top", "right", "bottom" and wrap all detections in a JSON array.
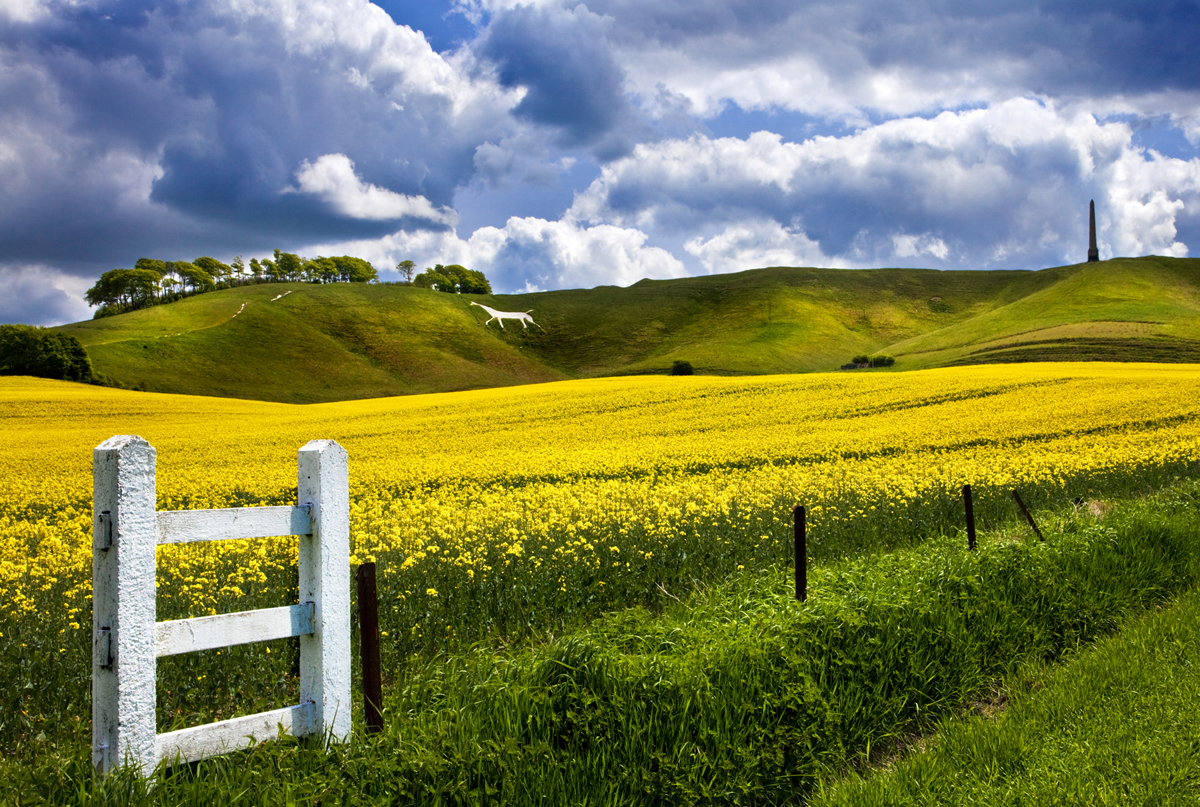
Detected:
[{"left": 54, "top": 256, "right": 1200, "bottom": 403}]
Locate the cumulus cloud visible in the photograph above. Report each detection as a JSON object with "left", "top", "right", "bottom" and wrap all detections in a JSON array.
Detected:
[
  {"left": 475, "top": 2, "right": 640, "bottom": 159},
  {"left": 0, "top": 0, "right": 518, "bottom": 277},
  {"left": 891, "top": 233, "right": 950, "bottom": 261},
  {"left": 685, "top": 220, "right": 841, "bottom": 274},
  {"left": 303, "top": 216, "right": 687, "bottom": 292},
  {"left": 290, "top": 154, "right": 455, "bottom": 224},
  {"left": 570, "top": 99, "right": 1200, "bottom": 268}
]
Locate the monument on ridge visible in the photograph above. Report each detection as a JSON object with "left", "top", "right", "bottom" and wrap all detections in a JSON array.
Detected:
[{"left": 1087, "top": 200, "right": 1099, "bottom": 262}]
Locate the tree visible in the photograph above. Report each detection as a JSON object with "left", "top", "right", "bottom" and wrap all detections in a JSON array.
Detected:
[
  {"left": 671, "top": 360, "right": 694, "bottom": 376},
  {"left": 413, "top": 264, "right": 491, "bottom": 294},
  {"left": 0, "top": 324, "right": 93, "bottom": 382},
  {"left": 0, "top": 324, "right": 41, "bottom": 372},
  {"left": 332, "top": 256, "right": 377, "bottom": 283},
  {"left": 158, "top": 261, "right": 181, "bottom": 296},
  {"left": 413, "top": 267, "right": 453, "bottom": 292},
  {"left": 274, "top": 250, "right": 304, "bottom": 281},
  {"left": 85, "top": 270, "right": 129, "bottom": 312},
  {"left": 249, "top": 258, "right": 264, "bottom": 280},
  {"left": 134, "top": 258, "right": 167, "bottom": 281},
  {"left": 124, "top": 269, "right": 161, "bottom": 308},
  {"left": 194, "top": 256, "right": 232, "bottom": 285},
  {"left": 445, "top": 264, "right": 492, "bottom": 294},
  {"left": 173, "top": 261, "right": 213, "bottom": 292},
  {"left": 231, "top": 255, "right": 246, "bottom": 283},
  {"left": 36, "top": 331, "right": 94, "bottom": 382},
  {"left": 306, "top": 257, "right": 338, "bottom": 284},
  {"left": 396, "top": 260, "right": 416, "bottom": 284}
]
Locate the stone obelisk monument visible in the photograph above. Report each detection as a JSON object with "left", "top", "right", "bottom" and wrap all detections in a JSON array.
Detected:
[{"left": 1087, "top": 199, "right": 1099, "bottom": 262}]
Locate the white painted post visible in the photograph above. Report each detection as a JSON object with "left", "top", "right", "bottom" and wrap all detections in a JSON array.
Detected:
[
  {"left": 297, "top": 439, "right": 352, "bottom": 744},
  {"left": 92, "top": 436, "right": 353, "bottom": 776},
  {"left": 92, "top": 435, "right": 158, "bottom": 776}
]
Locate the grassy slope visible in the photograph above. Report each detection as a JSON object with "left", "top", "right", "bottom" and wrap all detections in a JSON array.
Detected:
[
  {"left": 56, "top": 256, "right": 1200, "bottom": 402},
  {"left": 813, "top": 587, "right": 1200, "bottom": 806},
  {"left": 59, "top": 283, "right": 566, "bottom": 403},
  {"left": 890, "top": 256, "right": 1200, "bottom": 367}
]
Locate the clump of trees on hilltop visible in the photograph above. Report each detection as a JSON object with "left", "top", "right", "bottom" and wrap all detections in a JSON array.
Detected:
[
  {"left": 411, "top": 264, "right": 492, "bottom": 294},
  {"left": 85, "top": 251, "right": 378, "bottom": 318}
]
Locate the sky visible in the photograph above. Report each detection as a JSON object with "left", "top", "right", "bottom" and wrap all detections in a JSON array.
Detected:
[{"left": 2, "top": 0, "right": 1200, "bottom": 326}]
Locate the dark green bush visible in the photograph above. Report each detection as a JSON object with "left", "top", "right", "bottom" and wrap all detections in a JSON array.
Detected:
[
  {"left": 0, "top": 324, "right": 93, "bottom": 382},
  {"left": 671, "top": 360, "right": 694, "bottom": 375}
]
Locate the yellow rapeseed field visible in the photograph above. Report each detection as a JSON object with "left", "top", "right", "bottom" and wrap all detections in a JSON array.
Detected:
[{"left": 3, "top": 363, "right": 1200, "bottom": 661}]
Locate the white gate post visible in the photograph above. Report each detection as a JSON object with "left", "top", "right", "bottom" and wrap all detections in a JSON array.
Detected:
[
  {"left": 297, "top": 439, "right": 351, "bottom": 744},
  {"left": 92, "top": 435, "right": 158, "bottom": 776}
]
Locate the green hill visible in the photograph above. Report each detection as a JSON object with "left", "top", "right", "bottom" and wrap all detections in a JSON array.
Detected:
[{"left": 54, "top": 256, "right": 1200, "bottom": 403}]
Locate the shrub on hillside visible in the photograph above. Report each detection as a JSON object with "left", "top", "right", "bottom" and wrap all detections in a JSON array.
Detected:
[
  {"left": 871, "top": 354, "right": 896, "bottom": 367},
  {"left": 671, "top": 360, "right": 695, "bottom": 375}
]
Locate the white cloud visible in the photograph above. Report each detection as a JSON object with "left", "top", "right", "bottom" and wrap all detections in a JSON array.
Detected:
[
  {"left": 0, "top": 0, "right": 47, "bottom": 23},
  {"left": 570, "top": 98, "right": 1200, "bottom": 267},
  {"left": 892, "top": 233, "right": 949, "bottom": 261},
  {"left": 469, "top": 216, "right": 688, "bottom": 289},
  {"left": 685, "top": 220, "right": 842, "bottom": 273},
  {"left": 290, "top": 153, "right": 455, "bottom": 224},
  {"left": 1108, "top": 191, "right": 1187, "bottom": 258},
  {"left": 301, "top": 216, "right": 687, "bottom": 292}
]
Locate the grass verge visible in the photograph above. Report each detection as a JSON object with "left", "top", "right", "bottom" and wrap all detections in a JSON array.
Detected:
[
  {"left": 9, "top": 484, "right": 1200, "bottom": 805},
  {"left": 812, "top": 587, "right": 1200, "bottom": 806}
]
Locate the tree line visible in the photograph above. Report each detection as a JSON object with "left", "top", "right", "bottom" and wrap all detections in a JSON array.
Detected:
[
  {"left": 85, "top": 251, "right": 378, "bottom": 317},
  {"left": 0, "top": 324, "right": 94, "bottom": 383}
]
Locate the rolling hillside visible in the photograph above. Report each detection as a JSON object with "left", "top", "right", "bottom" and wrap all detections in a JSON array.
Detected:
[{"left": 54, "top": 256, "right": 1200, "bottom": 403}]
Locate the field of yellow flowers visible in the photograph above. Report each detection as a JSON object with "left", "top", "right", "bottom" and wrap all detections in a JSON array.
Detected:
[{"left": 4, "top": 363, "right": 1200, "bottom": 749}]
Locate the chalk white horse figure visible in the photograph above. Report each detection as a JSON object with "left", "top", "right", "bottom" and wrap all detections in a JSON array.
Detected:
[{"left": 470, "top": 302, "right": 540, "bottom": 330}]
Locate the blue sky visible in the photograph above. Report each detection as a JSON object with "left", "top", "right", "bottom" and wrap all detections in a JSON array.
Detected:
[{"left": 3, "top": 0, "right": 1200, "bottom": 325}]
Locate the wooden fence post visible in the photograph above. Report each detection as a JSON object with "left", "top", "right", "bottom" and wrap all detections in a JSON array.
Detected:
[
  {"left": 92, "top": 436, "right": 158, "bottom": 776},
  {"left": 1012, "top": 490, "right": 1045, "bottom": 541},
  {"left": 793, "top": 505, "right": 807, "bottom": 602},
  {"left": 298, "top": 440, "right": 352, "bottom": 744},
  {"left": 963, "top": 484, "right": 977, "bottom": 551},
  {"left": 357, "top": 562, "right": 384, "bottom": 734}
]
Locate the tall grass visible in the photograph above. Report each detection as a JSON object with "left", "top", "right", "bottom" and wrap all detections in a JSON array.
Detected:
[
  {"left": 10, "top": 483, "right": 1200, "bottom": 805},
  {"left": 812, "top": 587, "right": 1200, "bottom": 805}
]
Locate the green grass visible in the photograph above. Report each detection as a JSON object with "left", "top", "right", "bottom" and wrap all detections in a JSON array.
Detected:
[
  {"left": 812, "top": 590, "right": 1200, "bottom": 806},
  {"left": 52, "top": 257, "right": 1200, "bottom": 402},
  {"left": 58, "top": 284, "right": 566, "bottom": 403},
  {"left": 9, "top": 483, "right": 1200, "bottom": 805}
]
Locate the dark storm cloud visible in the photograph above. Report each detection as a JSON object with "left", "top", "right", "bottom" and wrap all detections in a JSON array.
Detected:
[
  {"left": 477, "top": 3, "right": 638, "bottom": 159},
  {"left": 0, "top": 0, "right": 511, "bottom": 277},
  {"left": 0, "top": 266, "right": 92, "bottom": 326}
]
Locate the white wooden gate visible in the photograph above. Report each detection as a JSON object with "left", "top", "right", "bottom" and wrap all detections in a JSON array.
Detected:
[{"left": 92, "top": 435, "right": 351, "bottom": 775}]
